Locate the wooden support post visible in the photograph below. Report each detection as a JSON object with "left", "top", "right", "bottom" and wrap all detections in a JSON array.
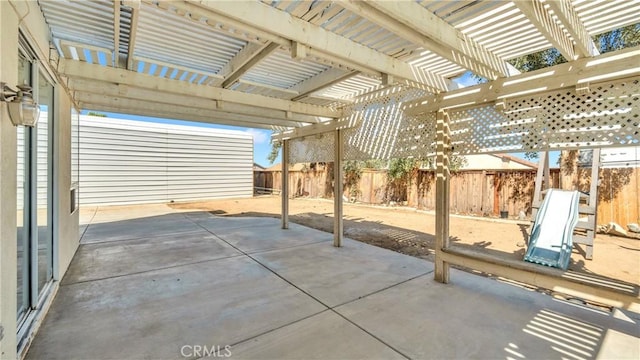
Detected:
[
  {"left": 281, "top": 140, "right": 289, "bottom": 229},
  {"left": 585, "top": 148, "right": 601, "bottom": 259},
  {"left": 333, "top": 129, "right": 344, "bottom": 247},
  {"left": 435, "top": 109, "right": 451, "bottom": 283}
]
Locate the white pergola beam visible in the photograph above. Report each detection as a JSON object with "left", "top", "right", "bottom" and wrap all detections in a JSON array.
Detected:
[
  {"left": 515, "top": 0, "right": 577, "bottom": 61},
  {"left": 271, "top": 117, "right": 359, "bottom": 141},
  {"left": 440, "top": 247, "right": 640, "bottom": 312},
  {"left": 124, "top": 0, "right": 140, "bottom": 70},
  {"left": 545, "top": 0, "right": 599, "bottom": 58},
  {"left": 149, "top": 0, "right": 415, "bottom": 84},
  {"left": 60, "top": 59, "right": 341, "bottom": 118},
  {"left": 81, "top": 103, "right": 278, "bottom": 130},
  {"left": 288, "top": 68, "right": 359, "bottom": 101},
  {"left": 67, "top": 78, "right": 323, "bottom": 124},
  {"left": 342, "top": 1, "right": 513, "bottom": 80},
  {"left": 75, "top": 92, "right": 305, "bottom": 128},
  {"left": 291, "top": 41, "right": 307, "bottom": 60},
  {"left": 408, "top": 46, "right": 640, "bottom": 114},
  {"left": 146, "top": 0, "right": 284, "bottom": 45},
  {"left": 113, "top": 0, "right": 120, "bottom": 67},
  {"left": 221, "top": 42, "right": 280, "bottom": 89},
  {"left": 192, "top": 0, "right": 450, "bottom": 93}
]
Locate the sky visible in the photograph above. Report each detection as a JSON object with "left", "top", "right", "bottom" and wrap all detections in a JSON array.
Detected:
[{"left": 81, "top": 70, "right": 560, "bottom": 168}]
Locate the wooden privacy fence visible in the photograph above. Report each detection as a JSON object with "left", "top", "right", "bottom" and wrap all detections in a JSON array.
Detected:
[{"left": 254, "top": 168, "right": 639, "bottom": 226}]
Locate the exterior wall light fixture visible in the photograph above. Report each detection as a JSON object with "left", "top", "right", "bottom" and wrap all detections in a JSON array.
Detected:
[{"left": 1, "top": 82, "right": 40, "bottom": 127}]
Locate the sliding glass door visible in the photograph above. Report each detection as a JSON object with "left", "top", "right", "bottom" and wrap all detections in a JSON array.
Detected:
[
  {"left": 36, "top": 70, "right": 54, "bottom": 297},
  {"left": 16, "top": 46, "right": 54, "bottom": 328},
  {"left": 16, "top": 52, "right": 31, "bottom": 323}
]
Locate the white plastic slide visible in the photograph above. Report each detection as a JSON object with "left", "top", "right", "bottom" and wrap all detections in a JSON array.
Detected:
[{"left": 524, "top": 189, "right": 581, "bottom": 270}]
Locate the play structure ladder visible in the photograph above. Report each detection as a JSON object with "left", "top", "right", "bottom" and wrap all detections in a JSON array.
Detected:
[{"left": 530, "top": 149, "right": 600, "bottom": 260}]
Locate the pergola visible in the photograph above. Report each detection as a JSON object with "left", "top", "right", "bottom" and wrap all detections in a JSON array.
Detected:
[{"left": 39, "top": 0, "right": 640, "bottom": 309}]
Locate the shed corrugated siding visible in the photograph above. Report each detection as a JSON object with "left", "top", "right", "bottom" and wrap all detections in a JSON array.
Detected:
[{"left": 79, "top": 116, "right": 253, "bottom": 205}]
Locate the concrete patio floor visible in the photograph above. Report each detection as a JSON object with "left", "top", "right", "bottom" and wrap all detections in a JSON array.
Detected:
[{"left": 26, "top": 205, "right": 639, "bottom": 359}]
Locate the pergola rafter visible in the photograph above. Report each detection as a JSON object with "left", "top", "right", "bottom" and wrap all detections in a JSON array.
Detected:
[
  {"left": 339, "top": 1, "right": 517, "bottom": 80},
  {"left": 123, "top": 0, "right": 140, "bottom": 70},
  {"left": 288, "top": 68, "right": 360, "bottom": 101},
  {"left": 515, "top": 0, "right": 578, "bottom": 61},
  {"left": 545, "top": 0, "right": 600, "bottom": 57},
  {"left": 220, "top": 42, "right": 280, "bottom": 89},
  {"left": 190, "top": 0, "right": 452, "bottom": 93}
]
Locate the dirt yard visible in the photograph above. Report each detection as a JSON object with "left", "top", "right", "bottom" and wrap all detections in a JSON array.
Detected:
[{"left": 170, "top": 196, "right": 639, "bottom": 286}]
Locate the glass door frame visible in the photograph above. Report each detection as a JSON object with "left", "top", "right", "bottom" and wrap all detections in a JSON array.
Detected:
[{"left": 16, "top": 37, "right": 57, "bottom": 333}]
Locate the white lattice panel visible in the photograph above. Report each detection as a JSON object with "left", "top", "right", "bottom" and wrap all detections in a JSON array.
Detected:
[
  {"left": 450, "top": 77, "right": 640, "bottom": 154},
  {"left": 344, "top": 85, "right": 429, "bottom": 160},
  {"left": 289, "top": 77, "right": 639, "bottom": 162},
  {"left": 288, "top": 132, "right": 335, "bottom": 164}
]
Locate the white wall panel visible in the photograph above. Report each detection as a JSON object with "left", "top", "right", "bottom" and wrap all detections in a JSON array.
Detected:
[{"left": 79, "top": 115, "right": 253, "bottom": 205}]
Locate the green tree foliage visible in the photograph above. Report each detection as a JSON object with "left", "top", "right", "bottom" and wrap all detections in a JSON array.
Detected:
[
  {"left": 509, "top": 24, "right": 640, "bottom": 74},
  {"left": 509, "top": 48, "right": 566, "bottom": 73},
  {"left": 87, "top": 111, "right": 107, "bottom": 117},
  {"left": 594, "top": 24, "right": 640, "bottom": 53},
  {"left": 385, "top": 158, "right": 420, "bottom": 202},
  {"left": 449, "top": 155, "right": 468, "bottom": 171},
  {"left": 387, "top": 158, "right": 418, "bottom": 181},
  {"left": 343, "top": 161, "right": 363, "bottom": 199},
  {"left": 267, "top": 140, "right": 281, "bottom": 164}
]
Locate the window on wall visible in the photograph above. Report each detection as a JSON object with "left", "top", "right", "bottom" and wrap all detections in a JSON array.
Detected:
[{"left": 71, "top": 108, "right": 79, "bottom": 213}]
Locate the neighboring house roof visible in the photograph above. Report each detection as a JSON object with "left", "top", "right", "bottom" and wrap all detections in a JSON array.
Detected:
[
  {"left": 462, "top": 154, "right": 538, "bottom": 170},
  {"left": 492, "top": 154, "right": 539, "bottom": 169},
  {"left": 253, "top": 163, "right": 266, "bottom": 170}
]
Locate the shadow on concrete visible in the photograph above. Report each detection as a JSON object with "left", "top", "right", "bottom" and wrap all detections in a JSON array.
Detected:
[
  {"left": 222, "top": 210, "right": 450, "bottom": 258},
  {"left": 222, "top": 210, "right": 639, "bottom": 302}
]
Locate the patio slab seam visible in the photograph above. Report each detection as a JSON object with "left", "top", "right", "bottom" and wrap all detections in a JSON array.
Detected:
[
  {"left": 183, "top": 213, "right": 283, "bottom": 231},
  {"left": 60, "top": 252, "right": 247, "bottom": 287},
  {"left": 243, "top": 239, "right": 332, "bottom": 255},
  {"left": 195, "top": 309, "right": 332, "bottom": 359},
  {"left": 186, "top": 215, "right": 434, "bottom": 360},
  {"left": 79, "top": 228, "right": 206, "bottom": 245},
  {"left": 78, "top": 228, "right": 209, "bottom": 246},
  {"left": 244, "top": 247, "right": 422, "bottom": 360}
]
